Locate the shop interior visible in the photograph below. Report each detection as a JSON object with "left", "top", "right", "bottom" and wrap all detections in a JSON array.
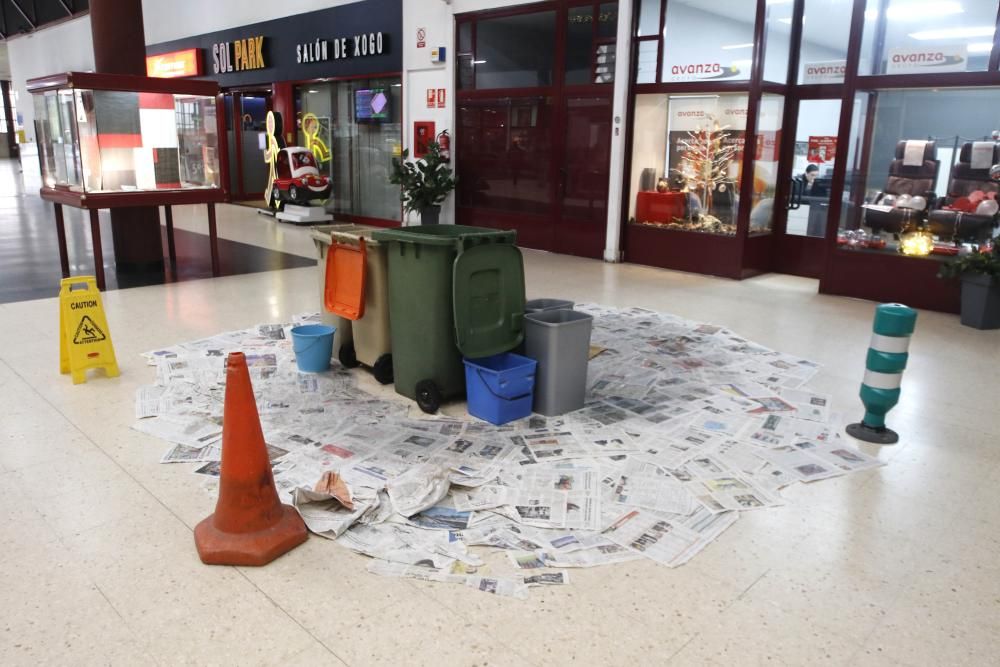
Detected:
[
  {"left": 295, "top": 77, "right": 403, "bottom": 225},
  {"left": 624, "top": 0, "right": 1000, "bottom": 312}
]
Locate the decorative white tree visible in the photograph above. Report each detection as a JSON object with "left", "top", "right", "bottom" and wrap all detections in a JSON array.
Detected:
[{"left": 675, "top": 114, "right": 739, "bottom": 216}]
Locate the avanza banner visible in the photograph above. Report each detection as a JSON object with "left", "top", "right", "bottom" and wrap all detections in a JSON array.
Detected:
[{"left": 145, "top": 0, "right": 402, "bottom": 87}]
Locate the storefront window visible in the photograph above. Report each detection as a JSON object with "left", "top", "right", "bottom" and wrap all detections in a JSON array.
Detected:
[
  {"left": 840, "top": 87, "right": 1000, "bottom": 258},
  {"left": 461, "top": 12, "right": 557, "bottom": 90},
  {"left": 295, "top": 77, "right": 402, "bottom": 222},
  {"left": 628, "top": 93, "right": 749, "bottom": 236},
  {"left": 798, "top": 0, "right": 854, "bottom": 84},
  {"left": 749, "top": 94, "right": 784, "bottom": 235},
  {"left": 662, "top": 1, "right": 756, "bottom": 83},
  {"left": 565, "top": 3, "right": 619, "bottom": 85},
  {"left": 636, "top": 41, "right": 659, "bottom": 83},
  {"left": 762, "top": 1, "right": 792, "bottom": 83},
  {"left": 637, "top": 0, "right": 661, "bottom": 37},
  {"left": 456, "top": 96, "right": 554, "bottom": 216},
  {"left": 860, "top": 0, "right": 999, "bottom": 75}
]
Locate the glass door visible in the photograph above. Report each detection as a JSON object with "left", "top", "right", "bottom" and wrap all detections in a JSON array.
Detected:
[
  {"left": 773, "top": 97, "right": 843, "bottom": 277},
  {"left": 222, "top": 90, "right": 272, "bottom": 201},
  {"left": 556, "top": 95, "right": 613, "bottom": 257}
]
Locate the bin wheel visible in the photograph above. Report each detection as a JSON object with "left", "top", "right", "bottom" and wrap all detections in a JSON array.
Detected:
[
  {"left": 338, "top": 341, "right": 360, "bottom": 369},
  {"left": 373, "top": 354, "right": 394, "bottom": 385},
  {"left": 415, "top": 380, "right": 442, "bottom": 414}
]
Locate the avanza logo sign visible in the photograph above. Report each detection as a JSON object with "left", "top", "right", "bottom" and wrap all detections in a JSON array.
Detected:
[
  {"left": 802, "top": 60, "right": 847, "bottom": 83},
  {"left": 670, "top": 62, "right": 742, "bottom": 81},
  {"left": 886, "top": 47, "right": 967, "bottom": 74}
]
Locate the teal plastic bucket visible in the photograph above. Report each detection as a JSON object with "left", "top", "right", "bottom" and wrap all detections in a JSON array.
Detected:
[{"left": 290, "top": 324, "right": 336, "bottom": 372}]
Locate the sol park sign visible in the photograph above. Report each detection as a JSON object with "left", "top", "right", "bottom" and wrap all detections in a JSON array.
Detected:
[{"left": 213, "top": 35, "right": 267, "bottom": 74}]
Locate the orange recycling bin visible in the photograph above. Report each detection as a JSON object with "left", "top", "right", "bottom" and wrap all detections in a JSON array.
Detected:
[{"left": 312, "top": 224, "right": 393, "bottom": 384}]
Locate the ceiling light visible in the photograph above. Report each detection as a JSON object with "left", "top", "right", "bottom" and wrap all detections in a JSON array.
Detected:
[
  {"left": 968, "top": 42, "right": 994, "bottom": 53},
  {"left": 910, "top": 26, "right": 995, "bottom": 40},
  {"left": 889, "top": 1, "right": 963, "bottom": 19},
  {"left": 722, "top": 43, "right": 754, "bottom": 50},
  {"left": 867, "top": 1, "right": 965, "bottom": 21},
  {"left": 778, "top": 18, "right": 794, "bottom": 24},
  {"left": 472, "top": 60, "right": 487, "bottom": 64},
  {"left": 307, "top": 89, "right": 319, "bottom": 94}
]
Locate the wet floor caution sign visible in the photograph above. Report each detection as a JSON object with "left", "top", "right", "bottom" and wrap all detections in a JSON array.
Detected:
[{"left": 59, "top": 277, "right": 119, "bottom": 384}]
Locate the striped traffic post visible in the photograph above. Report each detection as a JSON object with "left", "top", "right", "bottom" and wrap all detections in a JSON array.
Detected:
[{"left": 846, "top": 303, "right": 917, "bottom": 444}]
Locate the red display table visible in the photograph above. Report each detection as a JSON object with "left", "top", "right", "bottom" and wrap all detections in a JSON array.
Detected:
[{"left": 636, "top": 191, "right": 687, "bottom": 224}]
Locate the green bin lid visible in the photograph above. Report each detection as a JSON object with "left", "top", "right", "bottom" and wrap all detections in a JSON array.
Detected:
[{"left": 452, "top": 244, "right": 526, "bottom": 358}]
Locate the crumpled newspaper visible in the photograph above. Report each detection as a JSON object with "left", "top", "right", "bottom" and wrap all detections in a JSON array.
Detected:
[
  {"left": 314, "top": 470, "right": 354, "bottom": 510},
  {"left": 386, "top": 464, "right": 450, "bottom": 517}
]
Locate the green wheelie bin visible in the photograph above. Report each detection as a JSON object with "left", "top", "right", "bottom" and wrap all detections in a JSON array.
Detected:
[{"left": 372, "top": 225, "right": 526, "bottom": 413}]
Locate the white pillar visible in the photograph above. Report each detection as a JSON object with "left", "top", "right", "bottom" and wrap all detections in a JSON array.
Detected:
[{"left": 604, "top": 0, "right": 633, "bottom": 263}]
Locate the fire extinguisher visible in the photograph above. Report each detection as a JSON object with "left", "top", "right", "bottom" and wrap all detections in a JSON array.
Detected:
[{"left": 436, "top": 130, "right": 451, "bottom": 162}]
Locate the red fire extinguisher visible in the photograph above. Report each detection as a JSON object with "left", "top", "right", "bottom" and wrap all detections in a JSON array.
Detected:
[{"left": 436, "top": 130, "right": 451, "bottom": 162}]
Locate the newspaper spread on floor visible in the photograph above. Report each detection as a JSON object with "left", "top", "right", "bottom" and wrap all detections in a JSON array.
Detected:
[{"left": 135, "top": 304, "right": 883, "bottom": 599}]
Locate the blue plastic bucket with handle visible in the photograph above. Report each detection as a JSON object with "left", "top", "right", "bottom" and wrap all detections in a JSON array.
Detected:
[
  {"left": 290, "top": 324, "right": 336, "bottom": 372},
  {"left": 463, "top": 352, "right": 537, "bottom": 425}
]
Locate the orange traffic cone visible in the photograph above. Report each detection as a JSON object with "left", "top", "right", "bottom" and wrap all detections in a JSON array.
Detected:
[{"left": 194, "top": 352, "right": 307, "bottom": 565}]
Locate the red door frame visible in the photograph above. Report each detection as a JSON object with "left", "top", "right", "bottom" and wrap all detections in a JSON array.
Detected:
[{"left": 454, "top": 0, "right": 619, "bottom": 259}]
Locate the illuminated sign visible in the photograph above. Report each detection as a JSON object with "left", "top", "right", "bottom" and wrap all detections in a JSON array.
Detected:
[
  {"left": 296, "top": 32, "right": 386, "bottom": 63},
  {"left": 146, "top": 49, "right": 202, "bottom": 78},
  {"left": 213, "top": 36, "right": 267, "bottom": 74}
]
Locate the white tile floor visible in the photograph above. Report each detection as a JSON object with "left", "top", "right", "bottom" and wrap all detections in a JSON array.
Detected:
[{"left": 2, "top": 203, "right": 999, "bottom": 666}]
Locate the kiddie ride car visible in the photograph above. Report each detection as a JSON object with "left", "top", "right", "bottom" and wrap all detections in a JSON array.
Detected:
[{"left": 270, "top": 147, "right": 331, "bottom": 210}]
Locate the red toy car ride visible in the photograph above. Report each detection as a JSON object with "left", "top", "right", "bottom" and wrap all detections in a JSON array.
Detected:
[{"left": 270, "top": 147, "right": 332, "bottom": 209}]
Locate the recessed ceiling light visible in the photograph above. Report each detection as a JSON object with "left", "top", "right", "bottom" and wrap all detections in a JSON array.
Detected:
[
  {"left": 868, "top": 1, "right": 964, "bottom": 21},
  {"left": 910, "top": 26, "right": 995, "bottom": 40}
]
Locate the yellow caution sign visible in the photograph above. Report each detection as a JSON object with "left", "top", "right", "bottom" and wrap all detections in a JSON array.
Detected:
[{"left": 59, "top": 277, "right": 120, "bottom": 384}]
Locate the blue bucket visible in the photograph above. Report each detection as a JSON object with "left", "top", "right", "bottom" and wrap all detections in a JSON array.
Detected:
[
  {"left": 290, "top": 324, "right": 336, "bottom": 372},
  {"left": 463, "top": 352, "right": 537, "bottom": 425}
]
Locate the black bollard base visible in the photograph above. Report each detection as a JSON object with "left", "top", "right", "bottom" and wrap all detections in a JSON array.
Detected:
[{"left": 846, "top": 422, "right": 899, "bottom": 445}]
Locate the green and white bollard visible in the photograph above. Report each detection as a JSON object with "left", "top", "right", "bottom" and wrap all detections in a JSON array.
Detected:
[{"left": 846, "top": 303, "right": 917, "bottom": 445}]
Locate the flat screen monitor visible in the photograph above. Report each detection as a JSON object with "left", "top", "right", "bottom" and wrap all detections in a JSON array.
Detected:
[{"left": 355, "top": 88, "right": 389, "bottom": 122}]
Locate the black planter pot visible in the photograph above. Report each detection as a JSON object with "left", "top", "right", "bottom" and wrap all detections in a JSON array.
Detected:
[
  {"left": 960, "top": 273, "right": 1000, "bottom": 329},
  {"left": 419, "top": 205, "right": 441, "bottom": 225}
]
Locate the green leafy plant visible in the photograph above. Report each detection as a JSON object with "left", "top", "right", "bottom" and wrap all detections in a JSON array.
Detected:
[
  {"left": 938, "top": 245, "right": 1000, "bottom": 280},
  {"left": 389, "top": 142, "right": 456, "bottom": 215}
]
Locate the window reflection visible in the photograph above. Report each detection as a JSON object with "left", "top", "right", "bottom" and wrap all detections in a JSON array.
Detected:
[
  {"left": 860, "top": 0, "right": 999, "bottom": 75},
  {"left": 457, "top": 97, "right": 553, "bottom": 215}
]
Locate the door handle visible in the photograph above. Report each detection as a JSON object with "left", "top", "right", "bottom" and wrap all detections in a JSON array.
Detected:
[{"left": 788, "top": 178, "right": 803, "bottom": 210}]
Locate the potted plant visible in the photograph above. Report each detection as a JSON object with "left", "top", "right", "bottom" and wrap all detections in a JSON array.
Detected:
[
  {"left": 939, "top": 244, "right": 1000, "bottom": 329},
  {"left": 389, "top": 142, "right": 456, "bottom": 225}
]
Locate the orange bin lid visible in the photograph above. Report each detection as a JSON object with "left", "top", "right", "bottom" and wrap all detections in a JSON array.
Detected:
[{"left": 324, "top": 237, "right": 367, "bottom": 320}]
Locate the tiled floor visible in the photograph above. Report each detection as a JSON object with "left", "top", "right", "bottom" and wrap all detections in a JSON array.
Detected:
[
  {"left": 0, "top": 160, "right": 314, "bottom": 304},
  {"left": 1, "top": 190, "right": 999, "bottom": 665}
]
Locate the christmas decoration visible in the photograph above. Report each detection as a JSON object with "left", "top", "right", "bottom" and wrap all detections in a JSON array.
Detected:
[{"left": 675, "top": 114, "right": 739, "bottom": 217}]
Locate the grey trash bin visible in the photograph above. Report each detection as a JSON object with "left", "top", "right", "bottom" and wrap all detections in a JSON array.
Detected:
[
  {"left": 524, "top": 309, "right": 594, "bottom": 416},
  {"left": 525, "top": 298, "right": 575, "bottom": 314}
]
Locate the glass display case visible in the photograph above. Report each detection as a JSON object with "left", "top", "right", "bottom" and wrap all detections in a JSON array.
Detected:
[{"left": 28, "top": 72, "right": 223, "bottom": 205}]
